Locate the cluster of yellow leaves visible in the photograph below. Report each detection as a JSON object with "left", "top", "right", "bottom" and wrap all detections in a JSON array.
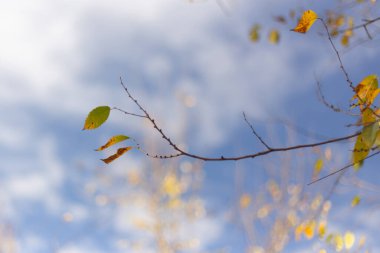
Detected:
[
  {"left": 326, "top": 11, "right": 356, "bottom": 47},
  {"left": 351, "top": 75, "right": 380, "bottom": 169},
  {"left": 325, "top": 231, "right": 356, "bottom": 252}
]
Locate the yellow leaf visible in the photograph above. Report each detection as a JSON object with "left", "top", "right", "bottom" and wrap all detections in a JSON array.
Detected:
[
  {"left": 351, "top": 195, "right": 361, "bottom": 207},
  {"left": 101, "top": 146, "right": 132, "bottom": 164},
  {"left": 304, "top": 220, "right": 316, "bottom": 239},
  {"left": 344, "top": 231, "right": 355, "bottom": 249},
  {"left": 341, "top": 34, "right": 350, "bottom": 47},
  {"left": 240, "top": 194, "right": 251, "bottom": 208},
  {"left": 250, "top": 24, "right": 261, "bottom": 42},
  {"left": 352, "top": 75, "right": 379, "bottom": 109},
  {"left": 335, "top": 15, "right": 345, "bottom": 27},
  {"left": 345, "top": 17, "right": 354, "bottom": 37},
  {"left": 318, "top": 221, "right": 326, "bottom": 238},
  {"left": 268, "top": 29, "right": 280, "bottom": 44},
  {"left": 319, "top": 250, "right": 327, "bottom": 253},
  {"left": 96, "top": 135, "right": 130, "bottom": 151},
  {"left": 334, "top": 234, "right": 344, "bottom": 252},
  {"left": 314, "top": 159, "right": 324, "bottom": 175},
  {"left": 83, "top": 106, "right": 111, "bottom": 130},
  {"left": 295, "top": 224, "right": 304, "bottom": 240},
  {"left": 352, "top": 134, "right": 370, "bottom": 170},
  {"left": 291, "top": 10, "right": 318, "bottom": 33}
]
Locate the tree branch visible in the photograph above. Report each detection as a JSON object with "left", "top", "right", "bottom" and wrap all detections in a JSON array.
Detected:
[{"left": 120, "top": 77, "right": 360, "bottom": 162}]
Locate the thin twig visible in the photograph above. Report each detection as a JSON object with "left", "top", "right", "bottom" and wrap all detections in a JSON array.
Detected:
[
  {"left": 113, "top": 107, "right": 146, "bottom": 118},
  {"left": 316, "top": 78, "right": 360, "bottom": 116},
  {"left": 308, "top": 150, "right": 380, "bottom": 185},
  {"left": 319, "top": 18, "right": 355, "bottom": 91},
  {"left": 243, "top": 112, "right": 272, "bottom": 150}
]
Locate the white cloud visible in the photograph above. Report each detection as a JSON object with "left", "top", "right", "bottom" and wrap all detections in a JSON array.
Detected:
[{"left": 57, "top": 244, "right": 104, "bottom": 253}]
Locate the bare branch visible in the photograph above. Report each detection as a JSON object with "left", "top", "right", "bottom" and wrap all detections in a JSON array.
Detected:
[
  {"left": 120, "top": 77, "right": 360, "bottom": 162},
  {"left": 243, "top": 112, "right": 272, "bottom": 150}
]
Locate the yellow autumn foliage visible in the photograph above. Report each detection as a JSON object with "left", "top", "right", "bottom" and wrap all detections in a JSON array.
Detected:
[{"left": 292, "top": 10, "right": 318, "bottom": 33}]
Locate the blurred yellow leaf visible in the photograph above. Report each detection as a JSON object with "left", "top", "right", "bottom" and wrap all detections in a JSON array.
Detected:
[
  {"left": 101, "top": 147, "right": 132, "bottom": 164},
  {"left": 292, "top": 10, "right": 318, "bottom": 33},
  {"left": 295, "top": 224, "right": 304, "bottom": 240},
  {"left": 304, "top": 221, "right": 316, "bottom": 239},
  {"left": 269, "top": 29, "right": 280, "bottom": 44},
  {"left": 326, "top": 233, "right": 334, "bottom": 244},
  {"left": 335, "top": 15, "right": 345, "bottom": 27},
  {"left": 162, "top": 173, "right": 182, "bottom": 198},
  {"left": 318, "top": 221, "right": 326, "bottom": 238},
  {"left": 240, "top": 194, "right": 251, "bottom": 208},
  {"left": 96, "top": 135, "right": 130, "bottom": 151},
  {"left": 168, "top": 198, "right": 182, "bottom": 208},
  {"left": 341, "top": 34, "right": 349, "bottom": 47},
  {"left": 351, "top": 195, "right": 361, "bottom": 207},
  {"left": 250, "top": 24, "right": 261, "bottom": 42},
  {"left": 319, "top": 250, "right": 327, "bottom": 253},
  {"left": 345, "top": 17, "right": 354, "bottom": 37},
  {"left": 314, "top": 158, "right": 324, "bottom": 175},
  {"left": 334, "top": 234, "right": 344, "bottom": 252},
  {"left": 344, "top": 231, "right": 355, "bottom": 249}
]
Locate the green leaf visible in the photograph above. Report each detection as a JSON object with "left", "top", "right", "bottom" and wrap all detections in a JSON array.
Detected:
[
  {"left": 101, "top": 147, "right": 132, "bottom": 164},
  {"left": 96, "top": 135, "right": 130, "bottom": 151},
  {"left": 83, "top": 106, "right": 111, "bottom": 130}
]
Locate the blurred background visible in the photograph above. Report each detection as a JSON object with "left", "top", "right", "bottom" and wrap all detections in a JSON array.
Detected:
[{"left": 1, "top": 0, "right": 380, "bottom": 252}]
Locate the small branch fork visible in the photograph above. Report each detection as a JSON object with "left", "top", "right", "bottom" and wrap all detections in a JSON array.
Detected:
[
  {"left": 243, "top": 112, "right": 271, "bottom": 150},
  {"left": 119, "top": 77, "right": 360, "bottom": 162},
  {"left": 338, "top": 17, "right": 380, "bottom": 39}
]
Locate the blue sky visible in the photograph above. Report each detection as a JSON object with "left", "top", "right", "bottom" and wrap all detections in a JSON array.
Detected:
[{"left": 1, "top": 0, "right": 380, "bottom": 252}]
